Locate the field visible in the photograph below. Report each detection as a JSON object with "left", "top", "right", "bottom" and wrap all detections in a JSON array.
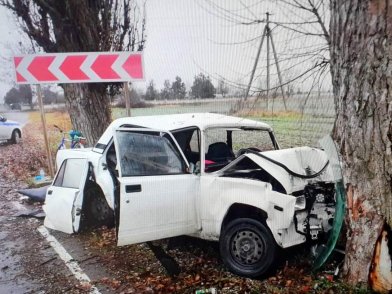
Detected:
[
  {"left": 113, "top": 93, "right": 335, "bottom": 148},
  {"left": 19, "top": 92, "right": 334, "bottom": 178}
]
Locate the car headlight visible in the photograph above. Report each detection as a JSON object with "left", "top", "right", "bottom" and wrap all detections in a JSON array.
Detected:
[{"left": 295, "top": 195, "right": 306, "bottom": 210}]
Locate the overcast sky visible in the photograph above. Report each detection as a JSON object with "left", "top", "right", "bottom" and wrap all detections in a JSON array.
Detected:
[{"left": 0, "top": 0, "right": 330, "bottom": 102}]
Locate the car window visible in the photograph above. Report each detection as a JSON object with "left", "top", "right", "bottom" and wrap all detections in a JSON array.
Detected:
[
  {"left": 116, "top": 131, "right": 186, "bottom": 176},
  {"left": 53, "top": 159, "right": 86, "bottom": 189},
  {"left": 189, "top": 129, "right": 200, "bottom": 153},
  {"left": 172, "top": 128, "right": 201, "bottom": 164},
  {"left": 231, "top": 130, "right": 275, "bottom": 153}
]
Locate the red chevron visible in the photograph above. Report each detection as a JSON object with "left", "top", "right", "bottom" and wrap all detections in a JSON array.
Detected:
[
  {"left": 60, "top": 55, "right": 89, "bottom": 80},
  {"left": 91, "top": 55, "right": 120, "bottom": 79},
  {"left": 27, "top": 56, "right": 58, "bottom": 82},
  {"left": 122, "top": 54, "right": 143, "bottom": 79},
  {"left": 13, "top": 57, "right": 26, "bottom": 82}
]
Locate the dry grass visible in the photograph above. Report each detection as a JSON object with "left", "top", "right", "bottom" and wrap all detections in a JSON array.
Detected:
[
  {"left": 237, "top": 109, "right": 303, "bottom": 119},
  {"left": 29, "top": 111, "right": 73, "bottom": 152}
]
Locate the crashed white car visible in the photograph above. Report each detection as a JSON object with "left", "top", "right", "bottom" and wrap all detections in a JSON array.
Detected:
[
  {"left": 44, "top": 113, "right": 339, "bottom": 277},
  {"left": 0, "top": 114, "right": 22, "bottom": 144}
]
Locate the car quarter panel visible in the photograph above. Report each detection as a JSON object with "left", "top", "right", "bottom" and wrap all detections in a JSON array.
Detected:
[{"left": 0, "top": 119, "right": 21, "bottom": 140}]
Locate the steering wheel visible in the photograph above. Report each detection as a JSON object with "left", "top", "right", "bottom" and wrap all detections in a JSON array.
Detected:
[{"left": 237, "top": 147, "right": 262, "bottom": 157}]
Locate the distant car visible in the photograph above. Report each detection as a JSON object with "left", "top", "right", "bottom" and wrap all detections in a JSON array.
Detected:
[
  {"left": 9, "top": 103, "right": 22, "bottom": 110},
  {"left": 0, "top": 114, "right": 22, "bottom": 144},
  {"left": 44, "top": 113, "right": 340, "bottom": 277}
]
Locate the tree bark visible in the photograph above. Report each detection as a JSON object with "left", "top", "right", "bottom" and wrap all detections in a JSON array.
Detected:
[
  {"left": 63, "top": 84, "right": 111, "bottom": 146},
  {"left": 330, "top": 0, "right": 392, "bottom": 286}
]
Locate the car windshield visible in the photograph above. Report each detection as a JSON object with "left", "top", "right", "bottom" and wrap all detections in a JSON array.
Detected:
[
  {"left": 203, "top": 127, "right": 276, "bottom": 173},
  {"left": 205, "top": 128, "right": 275, "bottom": 156}
]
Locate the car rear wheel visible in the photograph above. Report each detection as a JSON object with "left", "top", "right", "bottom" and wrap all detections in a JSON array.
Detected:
[
  {"left": 10, "top": 130, "right": 21, "bottom": 144},
  {"left": 220, "top": 218, "right": 276, "bottom": 278}
]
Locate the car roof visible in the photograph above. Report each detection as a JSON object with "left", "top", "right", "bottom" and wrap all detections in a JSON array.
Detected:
[{"left": 95, "top": 113, "right": 273, "bottom": 150}]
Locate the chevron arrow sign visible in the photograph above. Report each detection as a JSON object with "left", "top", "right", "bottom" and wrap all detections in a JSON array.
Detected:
[{"left": 13, "top": 52, "right": 144, "bottom": 84}]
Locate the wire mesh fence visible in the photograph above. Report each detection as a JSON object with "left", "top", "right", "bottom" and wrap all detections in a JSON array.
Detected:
[{"left": 114, "top": 92, "right": 335, "bottom": 149}]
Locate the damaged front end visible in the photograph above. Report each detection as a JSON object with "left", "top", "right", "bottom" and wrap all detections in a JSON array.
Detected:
[
  {"left": 219, "top": 136, "right": 345, "bottom": 269},
  {"left": 294, "top": 182, "right": 336, "bottom": 242}
]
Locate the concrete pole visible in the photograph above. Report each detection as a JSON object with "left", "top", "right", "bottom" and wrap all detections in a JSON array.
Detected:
[
  {"left": 266, "top": 12, "right": 270, "bottom": 110},
  {"left": 270, "top": 32, "right": 288, "bottom": 111},
  {"left": 244, "top": 26, "right": 267, "bottom": 101}
]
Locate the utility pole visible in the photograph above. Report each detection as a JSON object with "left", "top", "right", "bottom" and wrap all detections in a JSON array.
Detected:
[
  {"left": 243, "top": 12, "right": 288, "bottom": 111},
  {"left": 266, "top": 12, "right": 270, "bottom": 110}
]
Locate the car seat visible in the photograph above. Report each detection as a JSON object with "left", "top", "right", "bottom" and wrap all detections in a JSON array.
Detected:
[{"left": 206, "top": 142, "right": 235, "bottom": 163}]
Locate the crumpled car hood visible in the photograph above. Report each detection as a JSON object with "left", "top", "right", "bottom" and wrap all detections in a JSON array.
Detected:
[{"left": 220, "top": 146, "right": 334, "bottom": 194}]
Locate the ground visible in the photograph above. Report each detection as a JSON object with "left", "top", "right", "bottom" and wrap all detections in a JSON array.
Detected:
[{"left": 0, "top": 107, "right": 367, "bottom": 293}]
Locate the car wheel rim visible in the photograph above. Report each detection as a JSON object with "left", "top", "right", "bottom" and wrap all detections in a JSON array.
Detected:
[{"left": 230, "top": 229, "right": 265, "bottom": 265}]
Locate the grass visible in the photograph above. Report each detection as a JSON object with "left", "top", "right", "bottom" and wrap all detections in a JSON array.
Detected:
[
  {"left": 28, "top": 111, "right": 73, "bottom": 168},
  {"left": 112, "top": 101, "right": 335, "bottom": 149},
  {"left": 30, "top": 104, "right": 334, "bottom": 151}
]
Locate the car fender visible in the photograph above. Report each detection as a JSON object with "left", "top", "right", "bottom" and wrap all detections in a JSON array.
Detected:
[{"left": 200, "top": 176, "right": 296, "bottom": 245}]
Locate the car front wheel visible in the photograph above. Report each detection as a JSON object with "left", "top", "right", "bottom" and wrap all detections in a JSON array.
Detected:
[{"left": 220, "top": 218, "right": 276, "bottom": 278}]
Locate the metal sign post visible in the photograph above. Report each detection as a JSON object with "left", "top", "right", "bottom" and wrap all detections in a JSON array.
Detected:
[
  {"left": 36, "top": 85, "right": 55, "bottom": 178},
  {"left": 124, "top": 82, "right": 131, "bottom": 117}
]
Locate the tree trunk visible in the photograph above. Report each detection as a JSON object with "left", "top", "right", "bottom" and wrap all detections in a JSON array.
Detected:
[
  {"left": 63, "top": 84, "right": 111, "bottom": 145},
  {"left": 330, "top": 0, "right": 392, "bottom": 287}
]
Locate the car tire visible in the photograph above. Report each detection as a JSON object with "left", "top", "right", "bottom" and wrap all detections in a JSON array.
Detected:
[
  {"left": 220, "top": 218, "right": 276, "bottom": 278},
  {"left": 84, "top": 185, "right": 114, "bottom": 228},
  {"left": 10, "top": 130, "right": 21, "bottom": 144}
]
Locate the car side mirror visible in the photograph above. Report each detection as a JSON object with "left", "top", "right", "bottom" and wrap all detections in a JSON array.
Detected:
[{"left": 0, "top": 117, "right": 6, "bottom": 122}]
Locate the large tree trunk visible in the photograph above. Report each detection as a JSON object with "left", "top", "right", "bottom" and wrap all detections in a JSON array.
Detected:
[
  {"left": 330, "top": 0, "right": 392, "bottom": 287},
  {"left": 63, "top": 84, "right": 111, "bottom": 145}
]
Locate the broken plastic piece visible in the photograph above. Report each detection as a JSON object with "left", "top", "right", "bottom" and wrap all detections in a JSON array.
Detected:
[{"left": 18, "top": 185, "right": 50, "bottom": 202}]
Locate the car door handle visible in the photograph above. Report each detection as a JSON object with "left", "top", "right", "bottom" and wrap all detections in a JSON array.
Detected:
[
  {"left": 48, "top": 190, "right": 53, "bottom": 195},
  {"left": 125, "top": 185, "right": 142, "bottom": 193}
]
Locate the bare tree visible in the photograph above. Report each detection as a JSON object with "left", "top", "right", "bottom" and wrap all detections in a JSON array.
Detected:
[
  {"left": 330, "top": 0, "right": 392, "bottom": 289},
  {"left": 0, "top": 0, "right": 146, "bottom": 144}
]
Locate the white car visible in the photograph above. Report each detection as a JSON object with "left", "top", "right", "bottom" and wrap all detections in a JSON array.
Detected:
[
  {"left": 0, "top": 114, "right": 22, "bottom": 144},
  {"left": 44, "top": 113, "right": 340, "bottom": 277}
]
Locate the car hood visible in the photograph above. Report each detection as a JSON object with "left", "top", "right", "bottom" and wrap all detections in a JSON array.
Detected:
[{"left": 220, "top": 146, "right": 335, "bottom": 194}]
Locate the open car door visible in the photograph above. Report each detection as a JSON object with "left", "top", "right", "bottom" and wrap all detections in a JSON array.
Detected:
[
  {"left": 43, "top": 158, "right": 89, "bottom": 234},
  {"left": 114, "top": 128, "right": 200, "bottom": 246}
]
